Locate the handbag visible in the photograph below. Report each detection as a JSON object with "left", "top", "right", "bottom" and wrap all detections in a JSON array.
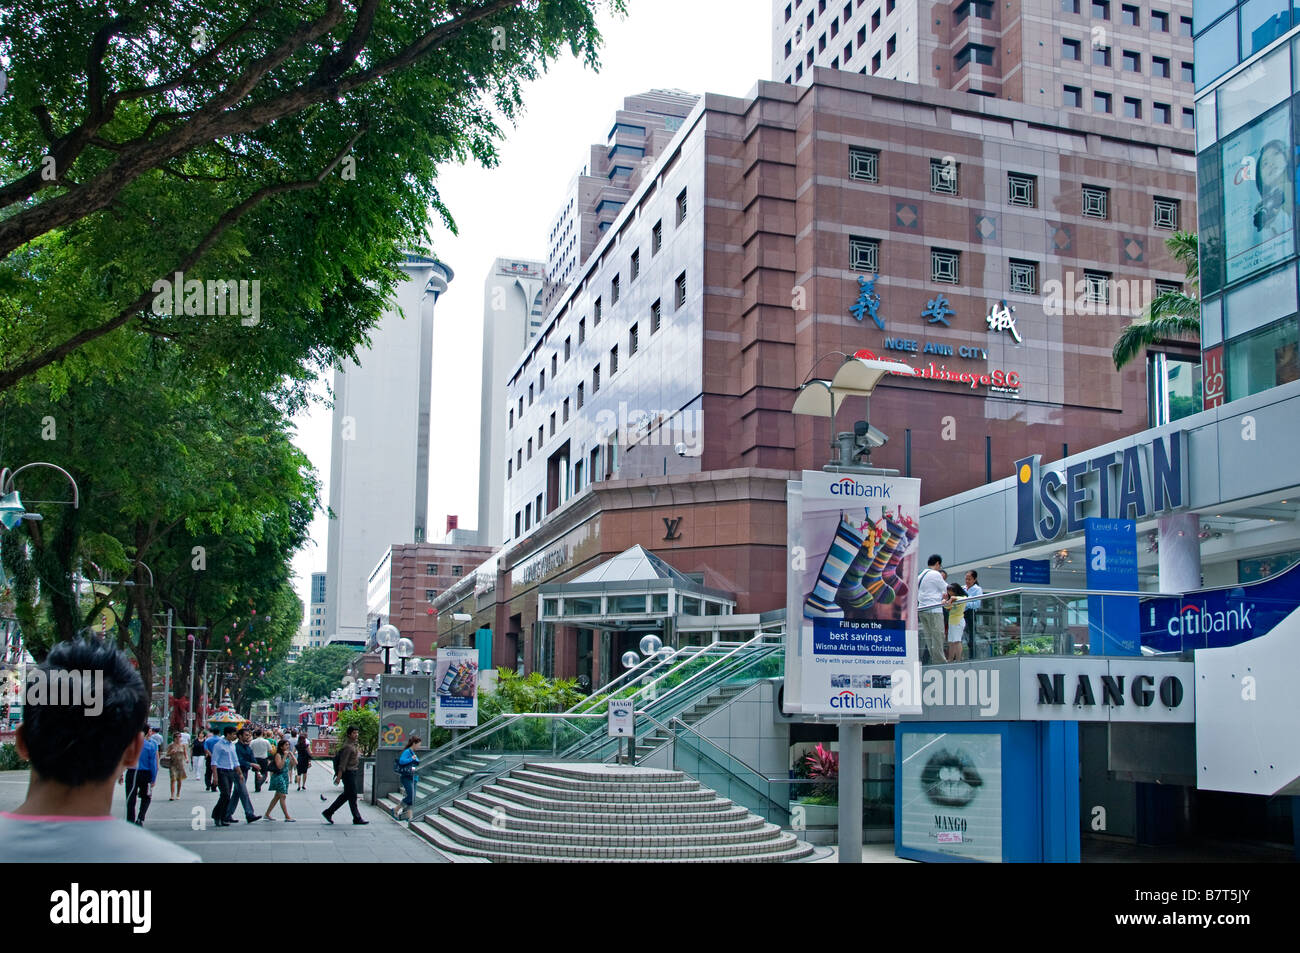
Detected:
[{"left": 394, "top": 757, "right": 417, "bottom": 778}]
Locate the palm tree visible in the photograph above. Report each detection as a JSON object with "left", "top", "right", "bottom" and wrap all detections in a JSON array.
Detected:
[{"left": 1112, "top": 231, "right": 1201, "bottom": 370}]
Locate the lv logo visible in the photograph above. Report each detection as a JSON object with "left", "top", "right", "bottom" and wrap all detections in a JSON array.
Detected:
[{"left": 663, "top": 517, "right": 683, "bottom": 541}]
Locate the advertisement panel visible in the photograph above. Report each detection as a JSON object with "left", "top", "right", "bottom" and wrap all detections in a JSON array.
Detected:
[
  {"left": 378, "top": 675, "right": 432, "bottom": 749},
  {"left": 900, "top": 731, "right": 1003, "bottom": 862},
  {"left": 434, "top": 648, "right": 479, "bottom": 728},
  {"left": 785, "top": 470, "right": 922, "bottom": 716},
  {"left": 607, "top": 698, "right": 634, "bottom": 737},
  {"left": 1142, "top": 557, "right": 1300, "bottom": 653},
  {"left": 1222, "top": 103, "right": 1295, "bottom": 284}
]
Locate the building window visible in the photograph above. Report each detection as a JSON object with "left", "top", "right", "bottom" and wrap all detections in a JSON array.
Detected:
[
  {"left": 1092, "top": 0, "right": 1109, "bottom": 18},
  {"left": 886, "top": 34, "right": 896, "bottom": 57},
  {"left": 1152, "top": 9, "right": 1168, "bottom": 31},
  {"left": 1123, "top": 96, "right": 1142, "bottom": 119},
  {"left": 1092, "top": 45, "right": 1111, "bottom": 67},
  {"left": 527, "top": 438, "right": 533, "bottom": 460},
  {"left": 843, "top": 42, "right": 852, "bottom": 60},
  {"left": 785, "top": 38, "right": 793, "bottom": 57},
  {"left": 858, "top": 25, "right": 866, "bottom": 44},
  {"left": 819, "top": 32, "right": 827, "bottom": 52},
  {"left": 930, "top": 157, "right": 959, "bottom": 194},
  {"left": 1062, "top": 37, "right": 1081, "bottom": 59},
  {"left": 426, "top": 563, "right": 437, "bottom": 575},
  {"left": 518, "top": 396, "right": 523, "bottom": 417},
  {"left": 872, "top": 9, "right": 881, "bottom": 29},
  {"left": 579, "top": 318, "right": 585, "bottom": 344},
  {"left": 1152, "top": 56, "right": 1170, "bottom": 78},
  {"left": 630, "top": 249, "right": 640, "bottom": 281},
  {"left": 652, "top": 220, "right": 663, "bottom": 254},
  {"left": 1182, "top": 107, "right": 1195, "bottom": 129},
  {"left": 849, "top": 146, "right": 879, "bottom": 182},
  {"left": 956, "top": 0, "right": 994, "bottom": 21},
  {"left": 1153, "top": 102, "right": 1171, "bottom": 124},
  {"left": 507, "top": 458, "right": 512, "bottom": 478},
  {"left": 1121, "top": 3, "right": 1138, "bottom": 25},
  {"left": 1084, "top": 270, "right": 1111, "bottom": 305},
  {"left": 517, "top": 448, "right": 522, "bottom": 468},
  {"left": 1009, "top": 259, "right": 1038, "bottom": 294},
  {"left": 871, "top": 51, "right": 881, "bottom": 73},
  {"left": 528, "top": 383, "right": 534, "bottom": 405},
  {"left": 1155, "top": 280, "right": 1181, "bottom": 297},
  {"left": 675, "top": 271, "right": 687, "bottom": 309},
  {"left": 676, "top": 188, "right": 688, "bottom": 226},
  {"left": 426, "top": 590, "right": 437, "bottom": 602},
  {"left": 1008, "top": 172, "right": 1037, "bottom": 208},
  {"left": 785, "top": 3, "right": 792, "bottom": 22},
  {"left": 629, "top": 323, "right": 639, "bottom": 355},
  {"left": 1093, "top": 90, "right": 1112, "bottom": 113},
  {"left": 536, "top": 493, "right": 543, "bottom": 520},
  {"left": 551, "top": 353, "right": 558, "bottom": 376},
  {"left": 577, "top": 382, "right": 584, "bottom": 408},
  {"left": 1064, "top": 85, "right": 1082, "bottom": 107},
  {"left": 1082, "top": 185, "right": 1109, "bottom": 218},
  {"left": 549, "top": 412, "right": 556, "bottom": 436},
  {"left": 955, "top": 43, "right": 994, "bottom": 69},
  {"left": 849, "top": 235, "right": 880, "bottom": 272},
  {"left": 537, "top": 424, "right": 543, "bottom": 448},
  {"left": 1152, "top": 196, "right": 1179, "bottom": 230},
  {"left": 611, "top": 275, "right": 620, "bottom": 304},
  {"left": 931, "top": 248, "right": 960, "bottom": 284},
  {"left": 1174, "top": 58, "right": 1194, "bottom": 86},
  {"left": 1179, "top": 15, "right": 1191, "bottom": 36},
  {"left": 610, "top": 345, "right": 619, "bottom": 375},
  {"left": 592, "top": 364, "right": 600, "bottom": 393},
  {"left": 594, "top": 297, "right": 602, "bottom": 325},
  {"left": 565, "top": 336, "right": 571, "bottom": 360},
  {"left": 451, "top": 565, "right": 463, "bottom": 577},
  {"left": 525, "top": 504, "right": 531, "bottom": 530},
  {"left": 539, "top": 369, "right": 545, "bottom": 393},
  {"left": 1121, "top": 50, "right": 1140, "bottom": 72},
  {"left": 562, "top": 398, "right": 570, "bottom": 423},
  {"left": 1062, "top": 0, "right": 1080, "bottom": 11},
  {"left": 508, "top": 408, "right": 514, "bottom": 429},
  {"left": 515, "top": 512, "right": 521, "bottom": 537},
  {"left": 651, "top": 298, "right": 662, "bottom": 333}
]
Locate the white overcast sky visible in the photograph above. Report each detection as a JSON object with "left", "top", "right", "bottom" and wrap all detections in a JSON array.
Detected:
[{"left": 289, "top": 0, "right": 771, "bottom": 624}]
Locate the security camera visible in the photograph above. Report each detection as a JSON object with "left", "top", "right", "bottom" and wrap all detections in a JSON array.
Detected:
[
  {"left": 674, "top": 442, "right": 687, "bottom": 457},
  {"left": 854, "top": 420, "right": 888, "bottom": 449}
]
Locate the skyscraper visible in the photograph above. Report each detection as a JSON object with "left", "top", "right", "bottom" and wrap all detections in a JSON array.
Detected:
[
  {"left": 771, "top": 0, "right": 1197, "bottom": 130},
  {"left": 322, "top": 254, "right": 453, "bottom": 646}
]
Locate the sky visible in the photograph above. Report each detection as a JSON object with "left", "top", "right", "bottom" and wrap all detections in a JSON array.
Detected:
[{"left": 288, "top": 0, "right": 772, "bottom": 627}]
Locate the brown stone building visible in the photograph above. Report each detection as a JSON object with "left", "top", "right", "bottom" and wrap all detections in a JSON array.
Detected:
[
  {"left": 441, "top": 70, "right": 1198, "bottom": 682},
  {"left": 369, "top": 541, "right": 496, "bottom": 657}
]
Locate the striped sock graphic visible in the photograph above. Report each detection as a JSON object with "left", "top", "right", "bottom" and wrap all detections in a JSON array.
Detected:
[{"left": 803, "top": 515, "right": 863, "bottom": 619}]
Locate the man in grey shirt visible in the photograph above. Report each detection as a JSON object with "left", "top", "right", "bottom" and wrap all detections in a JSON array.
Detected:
[{"left": 0, "top": 637, "right": 200, "bottom": 863}]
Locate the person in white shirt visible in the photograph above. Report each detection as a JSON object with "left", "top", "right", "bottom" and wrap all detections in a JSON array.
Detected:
[
  {"left": 250, "top": 731, "right": 273, "bottom": 793},
  {"left": 917, "top": 554, "right": 948, "bottom": 665},
  {"left": 0, "top": 637, "right": 200, "bottom": 863},
  {"left": 964, "top": 570, "right": 985, "bottom": 658}
]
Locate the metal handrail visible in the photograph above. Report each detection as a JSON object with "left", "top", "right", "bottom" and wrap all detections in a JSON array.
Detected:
[
  {"left": 567, "top": 644, "right": 703, "bottom": 713},
  {"left": 917, "top": 585, "right": 1177, "bottom": 612},
  {"left": 418, "top": 712, "right": 606, "bottom": 770},
  {"left": 627, "top": 632, "right": 779, "bottom": 707}
]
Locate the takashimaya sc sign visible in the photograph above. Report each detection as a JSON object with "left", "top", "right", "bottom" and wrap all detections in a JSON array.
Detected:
[{"left": 1014, "top": 431, "right": 1188, "bottom": 545}]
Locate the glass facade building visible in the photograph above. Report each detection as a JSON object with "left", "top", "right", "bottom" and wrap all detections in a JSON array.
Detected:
[
  {"left": 1194, "top": 0, "right": 1300, "bottom": 89},
  {"left": 1195, "top": 27, "right": 1300, "bottom": 405}
]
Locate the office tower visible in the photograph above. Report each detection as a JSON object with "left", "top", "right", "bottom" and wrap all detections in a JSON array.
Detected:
[{"left": 322, "top": 254, "right": 453, "bottom": 646}]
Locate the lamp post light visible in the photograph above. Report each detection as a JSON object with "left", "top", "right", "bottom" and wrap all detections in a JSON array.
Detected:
[
  {"left": 419, "top": 658, "right": 435, "bottom": 676},
  {"left": 376, "top": 624, "right": 400, "bottom": 675},
  {"left": 396, "top": 637, "right": 414, "bottom": 675}
]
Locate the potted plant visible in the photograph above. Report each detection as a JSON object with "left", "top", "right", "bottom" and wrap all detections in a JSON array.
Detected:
[{"left": 790, "top": 742, "right": 839, "bottom": 828}]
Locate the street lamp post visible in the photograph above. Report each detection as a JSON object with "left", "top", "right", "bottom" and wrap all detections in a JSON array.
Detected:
[
  {"left": 396, "top": 638, "right": 414, "bottom": 675},
  {"left": 376, "top": 624, "right": 400, "bottom": 675}
]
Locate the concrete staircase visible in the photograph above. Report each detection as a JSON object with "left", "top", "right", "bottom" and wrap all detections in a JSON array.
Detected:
[
  {"left": 631, "top": 681, "right": 748, "bottom": 762},
  {"left": 400, "top": 762, "right": 814, "bottom": 862}
]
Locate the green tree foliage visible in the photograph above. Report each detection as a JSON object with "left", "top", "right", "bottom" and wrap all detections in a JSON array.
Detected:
[
  {"left": 1113, "top": 231, "right": 1201, "bottom": 370},
  {"left": 0, "top": 0, "right": 620, "bottom": 396},
  {"left": 334, "top": 707, "right": 378, "bottom": 757},
  {"left": 257, "top": 644, "right": 360, "bottom": 702}
]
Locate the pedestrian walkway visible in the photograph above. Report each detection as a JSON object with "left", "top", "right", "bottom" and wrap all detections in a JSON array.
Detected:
[{"left": 0, "top": 767, "right": 446, "bottom": 864}]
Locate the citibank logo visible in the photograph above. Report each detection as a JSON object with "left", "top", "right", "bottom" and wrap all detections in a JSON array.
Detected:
[
  {"left": 1166, "top": 602, "right": 1254, "bottom": 638},
  {"left": 829, "top": 478, "right": 892, "bottom": 498},
  {"left": 829, "top": 690, "right": 893, "bottom": 710}
]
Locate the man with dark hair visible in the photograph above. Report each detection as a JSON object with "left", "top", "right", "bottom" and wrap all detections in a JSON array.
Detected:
[
  {"left": 211, "top": 725, "right": 241, "bottom": 826},
  {"left": 964, "top": 570, "right": 984, "bottom": 659},
  {"left": 227, "top": 727, "right": 262, "bottom": 823},
  {"left": 321, "top": 725, "right": 368, "bottom": 825},
  {"left": 0, "top": 637, "right": 199, "bottom": 861},
  {"left": 917, "top": 554, "right": 947, "bottom": 665},
  {"left": 122, "top": 724, "right": 158, "bottom": 825}
]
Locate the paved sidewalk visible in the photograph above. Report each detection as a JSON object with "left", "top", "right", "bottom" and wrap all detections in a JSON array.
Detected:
[{"left": 0, "top": 767, "right": 446, "bottom": 864}]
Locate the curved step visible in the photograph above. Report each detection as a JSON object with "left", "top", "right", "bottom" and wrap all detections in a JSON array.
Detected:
[
  {"left": 494, "top": 776, "right": 717, "bottom": 804},
  {"left": 507, "top": 768, "right": 704, "bottom": 794},
  {"left": 467, "top": 789, "right": 749, "bottom": 826},
  {"left": 456, "top": 796, "right": 766, "bottom": 836},
  {"left": 448, "top": 802, "right": 774, "bottom": 845},
  {"left": 485, "top": 782, "right": 733, "bottom": 815}
]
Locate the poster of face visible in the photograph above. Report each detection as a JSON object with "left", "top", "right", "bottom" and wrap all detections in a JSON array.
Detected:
[
  {"left": 433, "top": 647, "right": 479, "bottom": 728},
  {"left": 1223, "top": 104, "right": 1295, "bottom": 283},
  {"left": 900, "top": 731, "right": 1003, "bottom": 862},
  {"left": 784, "top": 471, "right": 922, "bottom": 716}
]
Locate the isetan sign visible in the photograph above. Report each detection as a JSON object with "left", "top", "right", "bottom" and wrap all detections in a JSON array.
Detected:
[{"left": 1013, "top": 431, "right": 1188, "bottom": 545}]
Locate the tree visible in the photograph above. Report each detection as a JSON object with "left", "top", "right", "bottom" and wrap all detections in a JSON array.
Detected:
[
  {"left": 0, "top": 1, "right": 620, "bottom": 396},
  {"left": 334, "top": 707, "right": 378, "bottom": 757},
  {"left": 269, "top": 644, "right": 360, "bottom": 701},
  {"left": 1113, "top": 231, "right": 1201, "bottom": 370}
]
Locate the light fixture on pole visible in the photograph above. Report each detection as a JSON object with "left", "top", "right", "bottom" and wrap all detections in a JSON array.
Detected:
[
  {"left": 420, "top": 658, "right": 435, "bottom": 676},
  {"left": 396, "top": 637, "right": 414, "bottom": 674},
  {"left": 376, "top": 624, "right": 400, "bottom": 675}
]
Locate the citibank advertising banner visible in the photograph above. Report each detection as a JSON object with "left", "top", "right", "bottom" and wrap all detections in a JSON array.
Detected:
[
  {"left": 1142, "top": 558, "right": 1300, "bottom": 653},
  {"left": 378, "top": 675, "right": 432, "bottom": 749},
  {"left": 900, "top": 731, "right": 1003, "bottom": 862},
  {"left": 786, "top": 471, "right": 922, "bottom": 716},
  {"left": 434, "top": 648, "right": 479, "bottom": 728}
]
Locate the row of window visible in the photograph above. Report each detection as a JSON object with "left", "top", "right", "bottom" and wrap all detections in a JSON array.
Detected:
[
  {"left": 424, "top": 563, "right": 463, "bottom": 576},
  {"left": 1062, "top": 84, "right": 1191, "bottom": 125},
  {"left": 511, "top": 189, "right": 687, "bottom": 432},
  {"left": 507, "top": 272, "right": 688, "bottom": 480},
  {"left": 848, "top": 147, "right": 1181, "bottom": 226},
  {"left": 1060, "top": 0, "right": 1192, "bottom": 35},
  {"left": 848, "top": 237, "right": 1180, "bottom": 301},
  {"left": 1062, "top": 39, "right": 1193, "bottom": 83}
]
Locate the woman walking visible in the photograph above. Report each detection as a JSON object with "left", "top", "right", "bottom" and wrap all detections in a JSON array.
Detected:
[
  {"left": 295, "top": 732, "right": 311, "bottom": 791},
  {"left": 263, "top": 739, "right": 297, "bottom": 821},
  {"left": 167, "top": 734, "right": 189, "bottom": 800},
  {"left": 396, "top": 736, "right": 422, "bottom": 821}
]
